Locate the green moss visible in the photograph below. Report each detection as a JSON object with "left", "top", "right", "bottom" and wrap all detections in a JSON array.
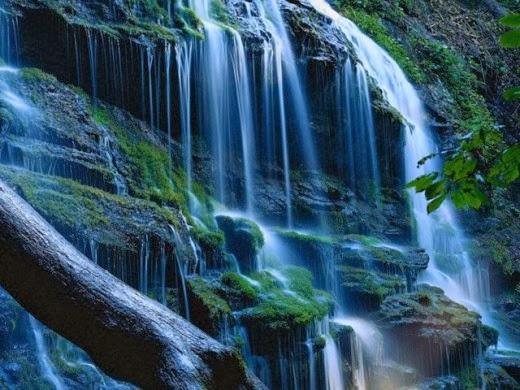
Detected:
[
  {"left": 193, "top": 226, "right": 225, "bottom": 255},
  {"left": 274, "top": 229, "right": 334, "bottom": 245},
  {"left": 0, "top": 166, "right": 177, "bottom": 244},
  {"left": 187, "top": 276, "right": 232, "bottom": 320},
  {"left": 210, "top": 0, "right": 230, "bottom": 25},
  {"left": 281, "top": 266, "right": 319, "bottom": 300},
  {"left": 221, "top": 272, "right": 259, "bottom": 301},
  {"left": 173, "top": 6, "right": 204, "bottom": 39},
  {"left": 91, "top": 106, "right": 188, "bottom": 211},
  {"left": 339, "top": 265, "right": 405, "bottom": 303},
  {"left": 241, "top": 267, "right": 332, "bottom": 332},
  {"left": 481, "top": 325, "right": 499, "bottom": 349},
  {"left": 378, "top": 288, "right": 481, "bottom": 345},
  {"left": 0, "top": 166, "right": 109, "bottom": 231},
  {"left": 459, "top": 367, "right": 478, "bottom": 389},
  {"left": 344, "top": 234, "right": 383, "bottom": 246},
  {"left": 20, "top": 68, "right": 56, "bottom": 83},
  {"left": 313, "top": 335, "right": 327, "bottom": 351},
  {"left": 217, "top": 215, "right": 265, "bottom": 256}
]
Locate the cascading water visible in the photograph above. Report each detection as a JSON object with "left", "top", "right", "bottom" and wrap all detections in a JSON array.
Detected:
[
  {"left": 0, "top": 48, "right": 139, "bottom": 390},
  {"left": 169, "top": 225, "right": 191, "bottom": 322},
  {"left": 0, "top": 6, "right": 21, "bottom": 65},
  {"left": 335, "top": 60, "right": 380, "bottom": 195},
  {"left": 86, "top": 29, "right": 98, "bottom": 107},
  {"left": 174, "top": 40, "right": 194, "bottom": 193},
  {"left": 306, "top": 0, "right": 497, "bottom": 336},
  {"left": 29, "top": 316, "right": 65, "bottom": 390},
  {"left": 177, "top": 0, "right": 257, "bottom": 211}
]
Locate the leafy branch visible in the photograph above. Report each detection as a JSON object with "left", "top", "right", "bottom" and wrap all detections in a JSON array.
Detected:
[{"left": 408, "top": 13, "right": 520, "bottom": 214}]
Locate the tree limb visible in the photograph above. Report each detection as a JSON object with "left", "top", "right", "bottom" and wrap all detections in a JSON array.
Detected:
[{"left": 0, "top": 180, "right": 266, "bottom": 389}]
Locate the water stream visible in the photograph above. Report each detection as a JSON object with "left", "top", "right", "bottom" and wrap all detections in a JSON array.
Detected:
[{"left": 306, "top": 0, "right": 498, "bottom": 340}]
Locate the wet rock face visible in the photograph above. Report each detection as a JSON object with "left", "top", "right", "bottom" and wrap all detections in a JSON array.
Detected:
[
  {"left": 0, "top": 66, "right": 199, "bottom": 305},
  {"left": 486, "top": 354, "right": 520, "bottom": 386},
  {"left": 274, "top": 231, "right": 428, "bottom": 312},
  {"left": 254, "top": 172, "right": 412, "bottom": 241},
  {"left": 216, "top": 215, "right": 265, "bottom": 275},
  {"left": 0, "top": 69, "right": 182, "bottom": 243},
  {"left": 375, "top": 286, "right": 482, "bottom": 377},
  {"left": 186, "top": 276, "right": 231, "bottom": 337},
  {"left": 281, "top": 0, "right": 351, "bottom": 63}
]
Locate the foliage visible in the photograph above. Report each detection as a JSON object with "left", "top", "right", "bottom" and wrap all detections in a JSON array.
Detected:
[
  {"left": 406, "top": 14, "right": 520, "bottom": 213},
  {"left": 335, "top": 2, "right": 520, "bottom": 213},
  {"left": 500, "top": 14, "right": 520, "bottom": 101}
]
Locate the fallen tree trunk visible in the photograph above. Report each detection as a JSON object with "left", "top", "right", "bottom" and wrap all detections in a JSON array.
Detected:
[{"left": 0, "top": 180, "right": 266, "bottom": 389}]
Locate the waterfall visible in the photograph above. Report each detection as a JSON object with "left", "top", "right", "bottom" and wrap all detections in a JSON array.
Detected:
[
  {"left": 89, "top": 239, "right": 99, "bottom": 265},
  {"left": 0, "top": 7, "right": 21, "bottom": 65},
  {"left": 230, "top": 31, "right": 256, "bottom": 214},
  {"left": 165, "top": 42, "right": 172, "bottom": 173},
  {"left": 146, "top": 46, "right": 154, "bottom": 130},
  {"left": 262, "top": 0, "right": 318, "bottom": 172},
  {"left": 160, "top": 242, "right": 167, "bottom": 305},
  {"left": 252, "top": 0, "right": 320, "bottom": 226},
  {"left": 86, "top": 29, "right": 98, "bottom": 107},
  {"left": 306, "top": 0, "right": 496, "bottom": 337},
  {"left": 175, "top": 40, "right": 194, "bottom": 195},
  {"left": 169, "top": 225, "right": 191, "bottom": 322},
  {"left": 322, "top": 328, "right": 344, "bottom": 390},
  {"left": 100, "top": 135, "right": 128, "bottom": 196},
  {"left": 335, "top": 60, "right": 380, "bottom": 195},
  {"left": 29, "top": 316, "right": 65, "bottom": 390}
]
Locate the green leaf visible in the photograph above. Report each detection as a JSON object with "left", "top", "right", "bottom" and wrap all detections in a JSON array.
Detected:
[
  {"left": 451, "top": 189, "right": 466, "bottom": 208},
  {"left": 500, "top": 14, "right": 520, "bottom": 28},
  {"left": 425, "top": 179, "right": 447, "bottom": 200},
  {"left": 500, "top": 30, "right": 520, "bottom": 48},
  {"left": 464, "top": 192, "right": 482, "bottom": 209},
  {"left": 444, "top": 157, "right": 477, "bottom": 180},
  {"left": 405, "top": 173, "right": 438, "bottom": 192},
  {"left": 444, "top": 158, "right": 464, "bottom": 176},
  {"left": 417, "top": 153, "right": 437, "bottom": 167},
  {"left": 427, "top": 192, "right": 447, "bottom": 214},
  {"left": 503, "top": 86, "right": 520, "bottom": 101},
  {"left": 502, "top": 144, "right": 520, "bottom": 163},
  {"left": 504, "top": 165, "right": 519, "bottom": 183}
]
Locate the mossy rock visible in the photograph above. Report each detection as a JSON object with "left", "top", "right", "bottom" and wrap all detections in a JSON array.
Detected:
[
  {"left": 374, "top": 286, "right": 482, "bottom": 376},
  {"left": 338, "top": 238, "right": 429, "bottom": 285},
  {"left": 186, "top": 276, "right": 231, "bottom": 337},
  {"left": 240, "top": 266, "right": 332, "bottom": 333},
  {"left": 481, "top": 325, "right": 499, "bottom": 350},
  {"left": 338, "top": 265, "right": 405, "bottom": 313},
  {"left": 216, "top": 215, "right": 265, "bottom": 274},
  {"left": 221, "top": 272, "right": 259, "bottom": 303}
]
